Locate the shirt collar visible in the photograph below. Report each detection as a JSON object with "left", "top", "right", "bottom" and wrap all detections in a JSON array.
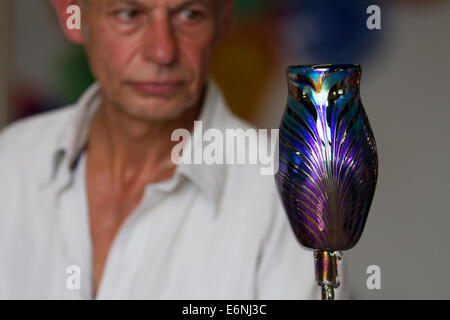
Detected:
[{"left": 50, "top": 80, "right": 228, "bottom": 205}]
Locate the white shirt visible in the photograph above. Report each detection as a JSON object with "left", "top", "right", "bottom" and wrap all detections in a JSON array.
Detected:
[{"left": 0, "top": 81, "right": 345, "bottom": 300}]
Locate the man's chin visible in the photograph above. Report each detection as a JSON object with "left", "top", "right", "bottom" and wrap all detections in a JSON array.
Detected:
[
  {"left": 125, "top": 80, "right": 190, "bottom": 99},
  {"left": 119, "top": 99, "right": 192, "bottom": 123},
  {"left": 110, "top": 85, "right": 202, "bottom": 122}
]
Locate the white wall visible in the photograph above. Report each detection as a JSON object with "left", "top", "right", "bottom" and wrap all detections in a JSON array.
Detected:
[
  {"left": 349, "top": 1, "right": 450, "bottom": 300},
  {"left": 257, "top": 2, "right": 450, "bottom": 299}
]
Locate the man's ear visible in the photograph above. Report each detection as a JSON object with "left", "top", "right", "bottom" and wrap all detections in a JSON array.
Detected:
[
  {"left": 51, "top": 0, "right": 84, "bottom": 44},
  {"left": 217, "top": 0, "right": 234, "bottom": 40}
]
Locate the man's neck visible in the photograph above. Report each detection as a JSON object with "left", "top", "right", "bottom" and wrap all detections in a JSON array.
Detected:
[{"left": 87, "top": 96, "right": 203, "bottom": 188}]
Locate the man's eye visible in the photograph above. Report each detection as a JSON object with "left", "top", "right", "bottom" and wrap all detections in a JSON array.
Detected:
[
  {"left": 116, "top": 9, "right": 140, "bottom": 21},
  {"left": 179, "top": 9, "right": 204, "bottom": 21}
]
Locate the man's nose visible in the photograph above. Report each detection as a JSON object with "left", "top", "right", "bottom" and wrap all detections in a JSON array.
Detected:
[{"left": 141, "top": 14, "right": 177, "bottom": 66}]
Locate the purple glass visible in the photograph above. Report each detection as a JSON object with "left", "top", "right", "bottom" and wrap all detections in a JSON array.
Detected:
[
  {"left": 276, "top": 64, "right": 378, "bottom": 251},
  {"left": 275, "top": 64, "right": 378, "bottom": 299}
]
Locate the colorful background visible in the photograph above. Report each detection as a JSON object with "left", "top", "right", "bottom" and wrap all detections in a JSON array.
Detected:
[{"left": 6, "top": 0, "right": 387, "bottom": 124}]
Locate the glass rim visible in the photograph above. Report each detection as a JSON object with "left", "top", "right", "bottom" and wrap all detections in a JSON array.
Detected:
[{"left": 287, "top": 64, "right": 361, "bottom": 72}]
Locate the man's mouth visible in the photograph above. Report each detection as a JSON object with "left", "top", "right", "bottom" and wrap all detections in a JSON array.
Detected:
[{"left": 127, "top": 81, "right": 185, "bottom": 95}]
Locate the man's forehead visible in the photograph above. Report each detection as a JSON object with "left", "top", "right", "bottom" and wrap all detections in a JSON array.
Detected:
[{"left": 101, "top": 0, "right": 215, "bottom": 8}]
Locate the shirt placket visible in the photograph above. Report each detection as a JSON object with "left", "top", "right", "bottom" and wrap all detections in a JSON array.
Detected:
[{"left": 94, "top": 177, "right": 186, "bottom": 300}]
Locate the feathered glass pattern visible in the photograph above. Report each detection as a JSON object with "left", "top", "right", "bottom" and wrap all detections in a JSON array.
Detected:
[{"left": 275, "top": 64, "right": 378, "bottom": 251}]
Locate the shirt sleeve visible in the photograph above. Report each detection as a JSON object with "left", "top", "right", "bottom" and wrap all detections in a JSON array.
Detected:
[{"left": 255, "top": 193, "right": 348, "bottom": 300}]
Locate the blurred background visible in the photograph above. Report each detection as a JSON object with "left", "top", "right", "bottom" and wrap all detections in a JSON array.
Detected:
[{"left": 1, "top": 0, "right": 449, "bottom": 299}]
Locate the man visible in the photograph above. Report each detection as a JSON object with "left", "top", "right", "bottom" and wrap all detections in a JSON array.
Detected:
[{"left": 0, "top": 0, "right": 344, "bottom": 299}]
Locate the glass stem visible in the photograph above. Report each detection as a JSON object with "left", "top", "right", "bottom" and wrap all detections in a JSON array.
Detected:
[{"left": 321, "top": 285, "right": 335, "bottom": 300}]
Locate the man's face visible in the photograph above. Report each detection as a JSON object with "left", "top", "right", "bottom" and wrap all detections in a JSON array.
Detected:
[{"left": 81, "top": 0, "right": 222, "bottom": 122}]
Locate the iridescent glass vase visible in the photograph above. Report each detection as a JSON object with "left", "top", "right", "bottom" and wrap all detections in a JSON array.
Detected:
[{"left": 275, "top": 64, "right": 378, "bottom": 300}]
